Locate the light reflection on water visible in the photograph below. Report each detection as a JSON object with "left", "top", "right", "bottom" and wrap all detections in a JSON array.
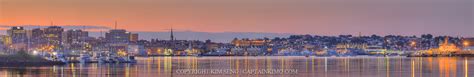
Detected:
[{"left": 0, "top": 56, "right": 473, "bottom": 77}]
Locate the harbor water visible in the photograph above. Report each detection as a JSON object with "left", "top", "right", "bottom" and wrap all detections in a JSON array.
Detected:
[{"left": 0, "top": 56, "right": 473, "bottom": 77}]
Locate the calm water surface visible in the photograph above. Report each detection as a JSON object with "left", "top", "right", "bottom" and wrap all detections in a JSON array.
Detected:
[{"left": 0, "top": 56, "right": 473, "bottom": 77}]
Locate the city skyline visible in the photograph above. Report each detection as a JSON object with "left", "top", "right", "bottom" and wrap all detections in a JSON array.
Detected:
[
  {"left": 0, "top": 25, "right": 472, "bottom": 44},
  {"left": 0, "top": 0, "right": 474, "bottom": 77},
  {"left": 1, "top": 0, "right": 473, "bottom": 37},
  {"left": 0, "top": 25, "right": 471, "bottom": 37}
]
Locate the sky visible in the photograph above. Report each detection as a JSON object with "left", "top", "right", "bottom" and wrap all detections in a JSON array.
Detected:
[{"left": 0, "top": 0, "right": 473, "bottom": 37}]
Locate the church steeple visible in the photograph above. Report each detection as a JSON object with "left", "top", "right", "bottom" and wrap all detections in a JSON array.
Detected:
[{"left": 170, "top": 26, "right": 174, "bottom": 41}]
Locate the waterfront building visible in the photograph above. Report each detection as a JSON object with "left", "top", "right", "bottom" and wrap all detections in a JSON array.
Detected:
[
  {"left": 0, "top": 35, "right": 12, "bottom": 46},
  {"left": 276, "top": 47, "right": 299, "bottom": 56},
  {"left": 435, "top": 37, "right": 460, "bottom": 54},
  {"left": 7, "top": 27, "right": 27, "bottom": 44},
  {"left": 6, "top": 27, "right": 28, "bottom": 50},
  {"left": 88, "top": 37, "right": 108, "bottom": 53},
  {"left": 105, "top": 29, "right": 131, "bottom": 44},
  {"left": 231, "top": 38, "right": 269, "bottom": 47},
  {"left": 336, "top": 43, "right": 368, "bottom": 49},
  {"left": 128, "top": 44, "right": 145, "bottom": 55},
  {"left": 145, "top": 47, "right": 164, "bottom": 56},
  {"left": 105, "top": 29, "right": 132, "bottom": 54},
  {"left": 336, "top": 43, "right": 368, "bottom": 54},
  {"left": 462, "top": 38, "right": 474, "bottom": 51},
  {"left": 246, "top": 46, "right": 266, "bottom": 56},
  {"left": 30, "top": 28, "right": 45, "bottom": 44},
  {"left": 64, "top": 29, "right": 89, "bottom": 52},
  {"left": 0, "top": 35, "right": 10, "bottom": 53},
  {"left": 205, "top": 40, "right": 219, "bottom": 51},
  {"left": 43, "top": 26, "right": 64, "bottom": 45},
  {"left": 230, "top": 47, "right": 245, "bottom": 55},
  {"left": 65, "top": 29, "right": 88, "bottom": 44},
  {"left": 365, "top": 45, "right": 386, "bottom": 55},
  {"left": 130, "top": 33, "right": 139, "bottom": 43}
]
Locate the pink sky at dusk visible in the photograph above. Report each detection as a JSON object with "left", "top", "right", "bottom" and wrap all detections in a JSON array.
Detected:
[{"left": 0, "top": 0, "right": 472, "bottom": 37}]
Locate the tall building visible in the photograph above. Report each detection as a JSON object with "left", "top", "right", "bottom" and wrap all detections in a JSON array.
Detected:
[
  {"left": 130, "top": 33, "right": 139, "bottom": 43},
  {"left": 105, "top": 29, "right": 131, "bottom": 53},
  {"left": 43, "top": 26, "right": 64, "bottom": 45},
  {"left": 66, "top": 29, "right": 88, "bottom": 44},
  {"left": 7, "top": 27, "right": 27, "bottom": 44},
  {"left": 0, "top": 35, "right": 12, "bottom": 45},
  {"left": 105, "top": 29, "right": 131, "bottom": 44},
  {"left": 31, "top": 28, "right": 44, "bottom": 44}
]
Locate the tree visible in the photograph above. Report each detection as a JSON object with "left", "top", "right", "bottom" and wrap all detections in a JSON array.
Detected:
[
  {"left": 272, "top": 37, "right": 281, "bottom": 41},
  {"left": 421, "top": 34, "right": 433, "bottom": 39},
  {"left": 263, "top": 37, "right": 270, "bottom": 41}
]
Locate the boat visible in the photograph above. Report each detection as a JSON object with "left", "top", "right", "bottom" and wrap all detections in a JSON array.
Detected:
[
  {"left": 79, "top": 54, "right": 92, "bottom": 64},
  {"left": 127, "top": 56, "right": 137, "bottom": 63},
  {"left": 98, "top": 55, "right": 137, "bottom": 63},
  {"left": 98, "top": 57, "right": 109, "bottom": 64},
  {"left": 55, "top": 54, "right": 69, "bottom": 63},
  {"left": 365, "top": 46, "right": 387, "bottom": 55}
]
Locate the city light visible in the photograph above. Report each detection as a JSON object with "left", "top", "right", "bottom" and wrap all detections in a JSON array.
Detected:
[
  {"left": 163, "top": 49, "right": 173, "bottom": 56},
  {"left": 463, "top": 41, "right": 469, "bottom": 46},
  {"left": 0, "top": 0, "right": 470, "bottom": 76},
  {"left": 51, "top": 52, "right": 57, "bottom": 56},
  {"left": 32, "top": 50, "right": 38, "bottom": 55},
  {"left": 410, "top": 41, "right": 416, "bottom": 47},
  {"left": 117, "top": 50, "right": 128, "bottom": 56}
]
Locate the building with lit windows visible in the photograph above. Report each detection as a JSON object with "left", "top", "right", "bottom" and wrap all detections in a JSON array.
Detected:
[
  {"left": 231, "top": 38, "right": 269, "bottom": 47},
  {"left": 105, "top": 29, "right": 131, "bottom": 44},
  {"left": 43, "top": 26, "right": 64, "bottom": 45},
  {"left": 462, "top": 38, "right": 474, "bottom": 51},
  {"left": 65, "top": 29, "right": 88, "bottom": 44},
  {"left": 7, "top": 27, "right": 27, "bottom": 44},
  {"left": 0, "top": 35, "right": 12, "bottom": 46},
  {"left": 105, "top": 29, "right": 131, "bottom": 53},
  {"left": 30, "top": 28, "right": 45, "bottom": 44}
]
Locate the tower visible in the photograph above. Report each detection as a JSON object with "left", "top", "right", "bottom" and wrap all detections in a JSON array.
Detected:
[
  {"left": 114, "top": 21, "right": 118, "bottom": 29},
  {"left": 170, "top": 27, "right": 174, "bottom": 41},
  {"left": 50, "top": 21, "right": 54, "bottom": 26}
]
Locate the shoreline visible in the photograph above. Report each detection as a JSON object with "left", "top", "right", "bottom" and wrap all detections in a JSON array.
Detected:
[
  {"left": 136, "top": 55, "right": 474, "bottom": 58},
  {"left": 407, "top": 54, "right": 474, "bottom": 57},
  {"left": 0, "top": 51, "right": 66, "bottom": 67},
  {"left": 0, "top": 61, "right": 65, "bottom": 67}
]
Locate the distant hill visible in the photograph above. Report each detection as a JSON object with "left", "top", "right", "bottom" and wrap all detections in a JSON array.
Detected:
[{"left": 89, "top": 31, "right": 293, "bottom": 43}]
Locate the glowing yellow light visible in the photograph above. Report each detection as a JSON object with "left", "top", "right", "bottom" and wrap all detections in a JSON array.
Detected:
[
  {"left": 157, "top": 49, "right": 162, "bottom": 54},
  {"left": 163, "top": 49, "right": 173, "bottom": 56},
  {"left": 147, "top": 51, "right": 152, "bottom": 55},
  {"left": 52, "top": 52, "right": 57, "bottom": 55},
  {"left": 463, "top": 41, "right": 469, "bottom": 46},
  {"left": 410, "top": 41, "right": 416, "bottom": 46},
  {"left": 117, "top": 49, "right": 128, "bottom": 56}
]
